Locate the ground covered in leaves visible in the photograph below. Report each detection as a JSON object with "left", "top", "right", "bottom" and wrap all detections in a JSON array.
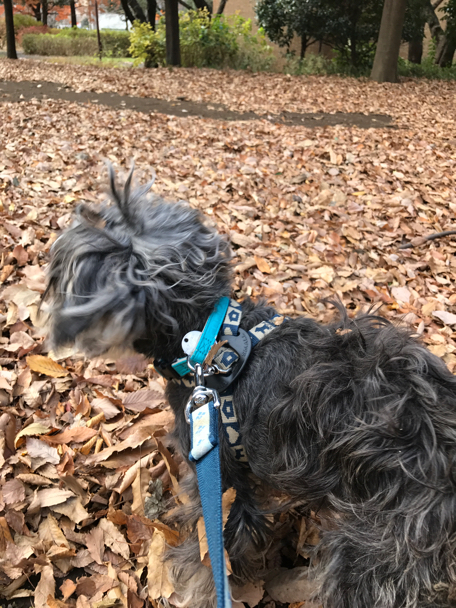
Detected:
[{"left": 0, "top": 59, "right": 456, "bottom": 608}]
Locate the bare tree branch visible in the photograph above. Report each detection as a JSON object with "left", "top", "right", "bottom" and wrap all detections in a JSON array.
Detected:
[
  {"left": 399, "top": 230, "right": 456, "bottom": 249},
  {"left": 432, "top": 0, "right": 445, "bottom": 9},
  {"left": 178, "top": 0, "right": 192, "bottom": 9}
]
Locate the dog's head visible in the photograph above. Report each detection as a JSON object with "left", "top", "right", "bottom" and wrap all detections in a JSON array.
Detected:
[{"left": 42, "top": 167, "right": 232, "bottom": 359}]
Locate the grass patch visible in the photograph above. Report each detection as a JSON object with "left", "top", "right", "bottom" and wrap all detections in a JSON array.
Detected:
[{"left": 42, "top": 55, "right": 135, "bottom": 68}]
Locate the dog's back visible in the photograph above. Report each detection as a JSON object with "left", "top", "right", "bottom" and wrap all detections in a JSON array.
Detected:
[{"left": 233, "top": 311, "right": 456, "bottom": 607}]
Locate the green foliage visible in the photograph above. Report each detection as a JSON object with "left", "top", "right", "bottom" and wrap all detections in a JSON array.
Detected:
[
  {"left": 22, "top": 29, "right": 131, "bottom": 57},
  {"left": 0, "top": 13, "right": 39, "bottom": 48},
  {"left": 443, "top": 0, "right": 456, "bottom": 44},
  {"left": 256, "top": 0, "right": 338, "bottom": 53},
  {"left": 402, "top": 0, "right": 428, "bottom": 43},
  {"left": 129, "top": 9, "right": 273, "bottom": 70},
  {"left": 284, "top": 53, "right": 339, "bottom": 75},
  {"left": 256, "top": 0, "right": 382, "bottom": 67},
  {"left": 282, "top": 51, "right": 456, "bottom": 80},
  {"left": 397, "top": 55, "right": 456, "bottom": 80},
  {"left": 13, "top": 14, "right": 38, "bottom": 30}
]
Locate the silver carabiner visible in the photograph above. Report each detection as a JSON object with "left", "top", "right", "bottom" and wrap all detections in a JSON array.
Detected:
[{"left": 185, "top": 363, "right": 221, "bottom": 423}]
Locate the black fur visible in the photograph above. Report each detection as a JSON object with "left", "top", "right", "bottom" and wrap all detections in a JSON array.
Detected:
[{"left": 43, "top": 170, "right": 456, "bottom": 608}]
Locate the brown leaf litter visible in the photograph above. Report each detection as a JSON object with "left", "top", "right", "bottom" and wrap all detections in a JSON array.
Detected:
[{"left": 0, "top": 59, "right": 455, "bottom": 607}]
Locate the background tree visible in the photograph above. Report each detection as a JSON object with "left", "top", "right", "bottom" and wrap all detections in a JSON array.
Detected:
[
  {"left": 70, "top": 0, "right": 76, "bottom": 26},
  {"left": 256, "top": 0, "right": 382, "bottom": 67},
  {"left": 147, "top": 0, "right": 156, "bottom": 28},
  {"left": 165, "top": 0, "right": 180, "bottom": 64},
  {"left": 192, "top": 0, "right": 210, "bottom": 11},
  {"left": 402, "top": 0, "right": 428, "bottom": 63},
  {"left": 3, "top": 0, "right": 18, "bottom": 58},
  {"left": 371, "top": 0, "right": 408, "bottom": 82},
  {"left": 420, "top": 0, "right": 455, "bottom": 67},
  {"left": 255, "top": 0, "right": 331, "bottom": 58},
  {"left": 436, "top": 0, "right": 456, "bottom": 66},
  {"left": 215, "top": 0, "right": 227, "bottom": 14}
]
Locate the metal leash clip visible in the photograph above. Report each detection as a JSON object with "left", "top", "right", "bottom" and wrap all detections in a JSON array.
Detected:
[{"left": 185, "top": 363, "right": 221, "bottom": 423}]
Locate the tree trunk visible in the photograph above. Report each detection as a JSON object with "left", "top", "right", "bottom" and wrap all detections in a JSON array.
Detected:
[
  {"left": 4, "top": 0, "right": 17, "bottom": 59},
  {"left": 128, "top": 0, "right": 147, "bottom": 22},
  {"left": 371, "top": 0, "right": 408, "bottom": 83},
  {"left": 408, "top": 36, "right": 423, "bottom": 63},
  {"left": 425, "top": 0, "right": 443, "bottom": 43},
  {"left": 300, "top": 35, "right": 307, "bottom": 59},
  {"left": 94, "top": 0, "right": 103, "bottom": 59},
  {"left": 70, "top": 0, "right": 77, "bottom": 27},
  {"left": 120, "top": 0, "right": 136, "bottom": 24},
  {"left": 42, "top": 0, "right": 48, "bottom": 26},
  {"left": 435, "top": 36, "right": 456, "bottom": 67},
  {"left": 32, "top": 3, "right": 42, "bottom": 21},
  {"left": 165, "top": 0, "right": 180, "bottom": 65},
  {"left": 147, "top": 0, "right": 157, "bottom": 29},
  {"left": 216, "top": 0, "right": 228, "bottom": 14}
]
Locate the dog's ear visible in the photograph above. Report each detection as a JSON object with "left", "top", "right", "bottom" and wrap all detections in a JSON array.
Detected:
[{"left": 77, "top": 204, "right": 106, "bottom": 230}]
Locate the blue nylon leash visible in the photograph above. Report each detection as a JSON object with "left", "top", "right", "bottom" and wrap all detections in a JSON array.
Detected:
[
  {"left": 189, "top": 400, "right": 231, "bottom": 608},
  {"left": 185, "top": 299, "right": 233, "bottom": 608}
]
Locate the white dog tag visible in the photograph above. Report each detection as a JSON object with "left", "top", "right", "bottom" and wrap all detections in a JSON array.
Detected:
[{"left": 182, "top": 331, "right": 202, "bottom": 356}]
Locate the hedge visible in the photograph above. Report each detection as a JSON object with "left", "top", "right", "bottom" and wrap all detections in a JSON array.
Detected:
[{"left": 22, "top": 29, "right": 131, "bottom": 57}]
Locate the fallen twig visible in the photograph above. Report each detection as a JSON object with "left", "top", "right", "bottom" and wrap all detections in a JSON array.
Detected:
[{"left": 399, "top": 230, "right": 456, "bottom": 249}]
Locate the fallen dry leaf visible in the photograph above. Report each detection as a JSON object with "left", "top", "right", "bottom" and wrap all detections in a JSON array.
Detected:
[
  {"left": 147, "top": 530, "right": 175, "bottom": 600},
  {"left": 432, "top": 311, "right": 456, "bottom": 326},
  {"left": 27, "top": 355, "right": 69, "bottom": 378},
  {"left": 34, "top": 563, "right": 55, "bottom": 608}
]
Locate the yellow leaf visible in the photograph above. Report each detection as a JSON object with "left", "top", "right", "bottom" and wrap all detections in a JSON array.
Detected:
[
  {"left": 148, "top": 530, "right": 174, "bottom": 600},
  {"left": 63, "top": 194, "right": 76, "bottom": 204},
  {"left": 27, "top": 355, "right": 69, "bottom": 378},
  {"left": 254, "top": 255, "right": 272, "bottom": 274},
  {"left": 15, "top": 421, "right": 51, "bottom": 447},
  {"left": 352, "top": 191, "right": 367, "bottom": 196}
]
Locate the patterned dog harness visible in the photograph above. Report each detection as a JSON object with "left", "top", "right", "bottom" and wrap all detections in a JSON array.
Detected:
[{"left": 154, "top": 298, "right": 285, "bottom": 462}]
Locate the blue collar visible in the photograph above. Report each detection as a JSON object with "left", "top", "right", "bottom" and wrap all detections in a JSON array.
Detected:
[{"left": 172, "top": 296, "right": 230, "bottom": 377}]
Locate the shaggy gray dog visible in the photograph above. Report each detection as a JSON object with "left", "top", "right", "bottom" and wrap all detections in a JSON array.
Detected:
[{"left": 43, "top": 169, "right": 456, "bottom": 608}]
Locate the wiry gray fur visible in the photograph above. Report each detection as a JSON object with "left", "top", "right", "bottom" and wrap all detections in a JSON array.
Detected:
[
  {"left": 43, "top": 169, "right": 456, "bottom": 608},
  {"left": 43, "top": 166, "right": 231, "bottom": 359}
]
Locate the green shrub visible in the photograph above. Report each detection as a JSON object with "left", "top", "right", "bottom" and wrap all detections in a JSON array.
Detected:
[
  {"left": 0, "top": 13, "right": 39, "bottom": 48},
  {"left": 22, "top": 29, "right": 131, "bottom": 57},
  {"left": 13, "top": 14, "right": 38, "bottom": 30},
  {"left": 129, "top": 9, "right": 273, "bottom": 70},
  {"left": 56, "top": 28, "right": 131, "bottom": 57},
  {"left": 283, "top": 53, "right": 339, "bottom": 76},
  {"left": 17, "top": 25, "right": 57, "bottom": 46},
  {"left": 397, "top": 56, "right": 456, "bottom": 80}
]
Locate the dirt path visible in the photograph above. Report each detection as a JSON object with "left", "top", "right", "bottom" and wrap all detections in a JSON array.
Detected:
[{"left": 0, "top": 78, "right": 394, "bottom": 128}]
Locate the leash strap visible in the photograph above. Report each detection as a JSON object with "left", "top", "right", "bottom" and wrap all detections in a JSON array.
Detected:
[{"left": 189, "top": 398, "right": 231, "bottom": 608}]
